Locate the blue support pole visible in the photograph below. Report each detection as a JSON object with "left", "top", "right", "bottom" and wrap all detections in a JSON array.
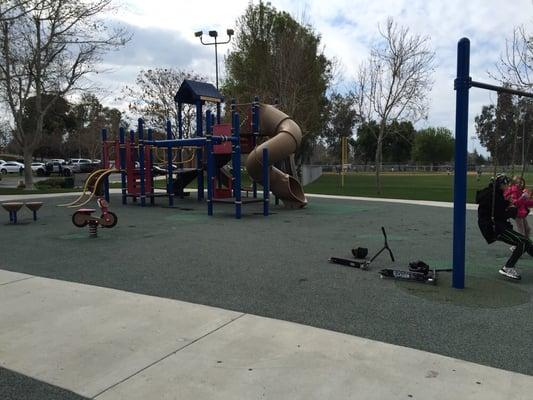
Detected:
[
  {"left": 178, "top": 102, "right": 183, "bottom": 139},
  {"left": 101, "top": 128, "right": 110, "bottom": 202},
  {"left": 452, "top": 38, "right": 471, "bottom": 289},
  {"left": 177, "top": 102, "right": 183, "bottom": 167},
  {"left": 129, "top": 129, "right": 136, "bottom": 202},
  {"left": 263, "top": 148, "right": 269, "bottom": 216},
  {"left": 196, "top": 100, "right": 204, "bottom": 201},
  {"left": 273, "top": 98, "right": 280, "bottom": 205},
  {"left": 252, "top": 97, "right": 259, "bottom": 198},
  {"left": 147, "top": 128, "right": 155, "bottom": 205},
  {"left": 231, "top": 99, "right": 237, "bottom": 195},
  {"left": 216, "top": 102, "right": 221, "bottom": 124},
  {"left": 166, "top": 121, "right": 174, "bottom": 207},
  {"left": 138, "top": 118, "right": 146, "bottom": 207},
  {"left": 206, "top": 110, "right": 214, "bottom": 216},
  {"left": 119, "top": 127, "right": 127, "bottom": 205},
  {"left": 233, "top": 111, "right": 242, "bottom": 219}
]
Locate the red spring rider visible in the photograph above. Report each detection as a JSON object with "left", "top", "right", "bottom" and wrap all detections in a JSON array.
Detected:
[{"left": 72, "top": 197, "right": 118, "bottom": 229}]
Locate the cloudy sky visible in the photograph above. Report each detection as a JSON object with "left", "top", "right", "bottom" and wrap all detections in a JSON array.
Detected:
[{"left": 98, "top": 0, "right": 533, "bottom": 154}]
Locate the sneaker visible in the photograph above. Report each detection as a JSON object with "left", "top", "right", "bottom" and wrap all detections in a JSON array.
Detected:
[
  {"left": 499, "top": 267, "right": 522, "bottom": 280},
  {"left": 510, "top": 246, "right": 516, "bottom": 252}
]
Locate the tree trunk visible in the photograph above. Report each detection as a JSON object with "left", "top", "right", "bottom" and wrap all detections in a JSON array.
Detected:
[
  {"left": 375, "top": 122, "right": 386, "bottom": 194},
  {"left": 511, "top": 130, "right": 517, "bottom": 175},
  {"left": 23, "top": 148, "right": 34, "bottom": 190}
]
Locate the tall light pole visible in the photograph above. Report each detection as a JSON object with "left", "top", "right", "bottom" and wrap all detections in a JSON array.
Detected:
[{"left": 194, "top": 29, "right": 234, "bottom": 90}]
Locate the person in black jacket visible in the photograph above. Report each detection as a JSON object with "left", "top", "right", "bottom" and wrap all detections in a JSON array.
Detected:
[{"left": 476, "top": 174, "right": 533, "bottom": 280}]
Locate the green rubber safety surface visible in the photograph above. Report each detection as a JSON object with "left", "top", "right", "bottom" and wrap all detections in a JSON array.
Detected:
[
  {"left": 2, "top": 193, "right": 533, "bottom": 376},
  {"left": 164, "top": 212, "right": 210, "bottom": 223},
  {"left": 0, "top": 367, "right": 89, "bottom": 400},
  {"left": 303, "top": 202, "right": 377, "bottom": 215},
  {"left": 396, "top": 273, "right": 530, "bottom": 308}
]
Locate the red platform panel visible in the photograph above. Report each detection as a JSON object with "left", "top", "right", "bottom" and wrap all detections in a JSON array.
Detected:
[{"left": 213, "top": 124, "right": 232, "bottom": 154}]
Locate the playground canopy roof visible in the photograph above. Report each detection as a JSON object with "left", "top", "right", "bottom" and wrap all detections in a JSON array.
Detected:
[{"left": 174, "top": 80, "right": 223, "bottom": 105}]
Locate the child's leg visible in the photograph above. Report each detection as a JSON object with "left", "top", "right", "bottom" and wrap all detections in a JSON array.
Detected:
[
  {"left": 497, "top": 228, "right": 533, "bottom": 268},
  {"left": 525, "top": 218, "right": 531, "bottom": 239},
  {"left": 515, "top": 218, "right": 527, "bottom": 236}
]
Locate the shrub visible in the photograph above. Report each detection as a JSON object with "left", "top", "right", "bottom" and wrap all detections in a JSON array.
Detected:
[{"left": 35, "top": 177, "right": 74, "bottom": 189}]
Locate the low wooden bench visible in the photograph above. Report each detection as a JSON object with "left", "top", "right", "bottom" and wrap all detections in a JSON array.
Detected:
[{"left": 1, "top": 202, "right": 24, "bottom": 224}]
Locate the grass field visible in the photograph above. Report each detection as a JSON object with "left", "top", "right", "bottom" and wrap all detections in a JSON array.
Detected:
[
  {"left": 305, "top": 172, "right": 533, "bottom": 203},
  {"left": 3, "top": 171, "right": 532, "bottom": 203}
]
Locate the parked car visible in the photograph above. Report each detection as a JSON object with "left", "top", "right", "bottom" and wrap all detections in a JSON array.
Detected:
[
  {"left": 0, "top": 159, "right": 6, "bottom": 165},
  {"left": 0, "top": 161, "right": 24, "bottom": 174},
  {"left": 45, "top": 160, "right": 68, "bottom": 176},
  {"left": 31, "top": 162, "right": 47, "bottom": 176},
  {"left": 65, "top": 158, "right": 93, "bottom": 173},
  {"left": 61, "top": 158, "right": 101, "bottom": 175}
]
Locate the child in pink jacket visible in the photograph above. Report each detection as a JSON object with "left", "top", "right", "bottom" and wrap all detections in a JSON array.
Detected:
[{"left": 504, "top": 176, "right": 533, "bottom": 238}]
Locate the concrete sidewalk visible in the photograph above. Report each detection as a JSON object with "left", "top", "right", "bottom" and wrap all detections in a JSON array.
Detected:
[
  {"left": 0, "top": 190, "right": 479, "bottom": 209},
  {"left": 1, "top": 269, "right": 530, "bottom": 399}
]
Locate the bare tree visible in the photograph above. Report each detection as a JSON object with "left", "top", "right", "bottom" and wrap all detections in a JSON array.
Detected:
[
  {"left": 0, "top": 0, "right": 129, "bottom": 188},
  {"left": 352, "top": 18, "right": 435, "bottom": 193},
  {"left": 492, "top": 25, "right": 532, "bottom": 90},
  {"left": 120, "top": 68, "right": 206, "bottom": 137},
  {"left": 0, "top": 117, "right": 12, "bottom": 150}
]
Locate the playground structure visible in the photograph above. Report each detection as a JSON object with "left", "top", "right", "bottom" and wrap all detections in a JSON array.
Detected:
[
  {"left": 97, "top": 79, "right": 307, "bottom": 218},
  {"left": 453, "top": 37, "right": 533, "bottom": 289}
]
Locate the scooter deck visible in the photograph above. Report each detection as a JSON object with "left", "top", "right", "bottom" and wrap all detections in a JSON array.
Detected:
[
  {"left": 379, "top": 268, "right": 437, "bottom": 284},
  {"left": 329, "top": 257, "right": 370, "bottom": 270}
]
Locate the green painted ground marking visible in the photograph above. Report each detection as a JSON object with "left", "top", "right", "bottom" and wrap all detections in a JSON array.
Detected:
[{"left": 396, "top": 273, "right": 530, "bottom": 308}]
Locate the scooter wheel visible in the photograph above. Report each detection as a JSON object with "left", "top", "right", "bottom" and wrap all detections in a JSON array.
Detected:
[
  {"left": 100, "top": 212, "right": 118, "bottom": 228},
  {"left": 72, "top": 212, "right": 88, "bottom": 227}
]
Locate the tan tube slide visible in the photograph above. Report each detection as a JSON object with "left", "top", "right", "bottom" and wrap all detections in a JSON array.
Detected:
[{"left": 245, "top": 104, "right": 307, "bottom": 208}]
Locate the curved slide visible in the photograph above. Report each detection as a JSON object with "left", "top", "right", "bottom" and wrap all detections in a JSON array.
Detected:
[
  {"left": 245, "top": 104, "right": 307, "bottom": 208},
  {"left": 57, "top": 168, "right": 118, "bottom": 208}
]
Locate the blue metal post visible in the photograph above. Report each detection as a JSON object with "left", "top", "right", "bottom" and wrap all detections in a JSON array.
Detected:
[
  {"left": 119, "top": 127, "right": 127, "bottom": 205},
  {"left": 138, "top": 118, "right": 146, "bottom": 207},
  {"left": 231, "top": 99, "right": 236, "bottom": 195},
  {"left": 178, "top": 102, "right": 183, "bottom": 139},
  {"left": 206, "top": 110, "right": 214, "bottom": 216},
  {"left": 129, "top": 129, "right": 136, "bottom": 202},
  {"left": 452, "top": 38, "right": 471, "bottom": 289},
  {"left": 263, "top": 148, "right": 269, "bottom": 216},
  {"left": 273, "top": 99, "right": 280, "bottom": 205},
  {"left": 177, "top": 102, "right": 183, "bottom": 167},
  {"left": 147, "top": 128, "right": 155, "bottom": 205},
  {"left": 252, "top": 97, "right": 259, "bottom": 198},
  {"left": 233, "top": 112, "right": 242, "bottom": 219},
  {"left": 216, "top": 102, "right": 221, "bottom": 124},
  {"left": 101, "top": 128, "right": 110, "bottom": 202},
  {"left": 166, "top": 121, "right": 174, "bottom": 207},
  {"left": 196, "top": 100, "right": 204, "bottom": 201}
]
